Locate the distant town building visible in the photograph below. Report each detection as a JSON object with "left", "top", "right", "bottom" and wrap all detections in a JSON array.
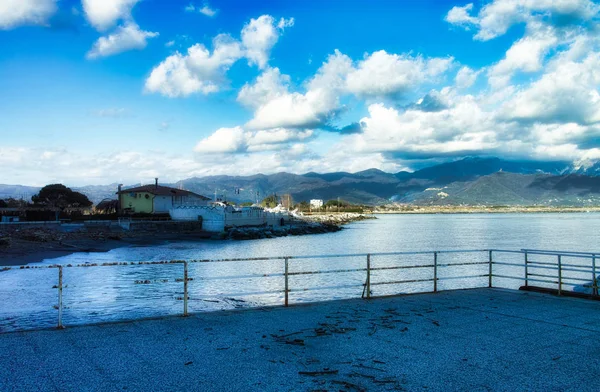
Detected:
[
  {"left": 117, "top": 178, "right": 210, "bottom": 214},
  {"left": 310, "top": 199, "right": 324, "bottom": 209}
]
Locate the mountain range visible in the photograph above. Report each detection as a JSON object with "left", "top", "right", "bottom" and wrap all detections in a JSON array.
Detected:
[{"left": 2, "top": 157, "right": 600, "bottom": 207}]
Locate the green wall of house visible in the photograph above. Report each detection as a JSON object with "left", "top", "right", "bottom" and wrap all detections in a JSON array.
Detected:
[{"left": 120, "top": 192, "right": 154, "bottom": 213}]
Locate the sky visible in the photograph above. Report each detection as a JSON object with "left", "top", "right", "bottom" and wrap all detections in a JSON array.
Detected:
[{"left": 1, "top": 0, "right": 600, "bottom": 186}]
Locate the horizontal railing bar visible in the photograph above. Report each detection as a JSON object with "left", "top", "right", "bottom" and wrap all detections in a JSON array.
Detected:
[
  {"left": 527, "top": 261, "right": 592, "bottom": 272},
  {"left": 288, "top": 268, "right": 366, "bottom": 276},
  {"left": 489, "top": 249, "right": 525, "bottom": 254},
  {"left": 493, "top": 274, "right": 556, "bottom": 284},
  {"left": 522, "top": 264, "right": 592, "bottom": 274},
  {"left": 288, "top": 283, "right": 365, "bottom": 292},
  {"left": 192, "top": 289, "right": 284, "bottom": 298},
  {"left": 371, "top": 264, "right": 433, "bottom": 271},
  {"left": 522, "top": 248, "right": 598, "bottom": 256},
  {"left": 2, "top": 249, "right": 497, "bottom": 270},
  {"left": 371, "top": 278, "right": 434, "bottom": 286},
  {"left": 437, "top": 261, "right": 489, "bottom": 267},
  {"left": 198, "top": 273, "right": 285, "bottom": 281},
  {"left": 437, "top": 274, "right": 489, "bottom": 281},
  {"left": 528, "top": 273, "right": 591, "bottom": 283},
  {"left": 520, "top": 251, "right": 596, "bottom": 260},
  {"left": 492, "top": 261, "right": 523, "bottom": 267}
]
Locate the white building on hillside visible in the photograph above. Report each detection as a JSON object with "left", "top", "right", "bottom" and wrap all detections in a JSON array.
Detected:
[{"left": 310, "top": 199, "right": 323, "bottom": 209}]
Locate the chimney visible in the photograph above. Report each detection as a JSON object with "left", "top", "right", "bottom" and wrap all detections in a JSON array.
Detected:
[{"left": 155, "top": 178, "right": 158, "bottom": 189}]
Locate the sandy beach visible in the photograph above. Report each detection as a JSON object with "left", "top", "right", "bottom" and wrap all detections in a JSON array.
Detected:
[{"left": 0, "top": 233, "right": 214, "bottom": 267}]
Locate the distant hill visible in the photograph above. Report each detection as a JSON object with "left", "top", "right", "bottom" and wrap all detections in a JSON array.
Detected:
[
  {"left": 408, "top": 172, "right": 600, "bottom": 206},
  {"left": 1, "top": 157, "right": 599, "bottom": 206}
]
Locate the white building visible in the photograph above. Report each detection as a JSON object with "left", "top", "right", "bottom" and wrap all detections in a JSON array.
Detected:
[
  {"left": 310, "top": 199, "right": 324, "bottom": 209},
  {"left": 169, "top": 204, "right": 291, "bottom": 232}
]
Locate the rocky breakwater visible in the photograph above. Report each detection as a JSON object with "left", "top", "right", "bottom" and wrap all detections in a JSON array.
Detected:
[
  {"left": 298, "top": 212, "right": 376, "bottom": 225},
  {"left": 225, "top": 222, "right": 341, "bottom": 241},
  {"left": 223, "top": 213, "right": 374, "bottom": 241}
]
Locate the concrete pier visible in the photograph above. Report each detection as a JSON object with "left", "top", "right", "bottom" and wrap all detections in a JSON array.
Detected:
[{"left": 1, "top": 288, "right": 599, "bottom": 391}]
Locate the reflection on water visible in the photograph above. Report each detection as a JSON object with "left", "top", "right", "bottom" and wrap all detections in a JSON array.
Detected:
[{"left": 1, "top": 213, "right": 599, "bottom": 332}]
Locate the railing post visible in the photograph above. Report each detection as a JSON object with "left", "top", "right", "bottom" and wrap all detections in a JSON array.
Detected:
[
  {"left": 366, "top": 254, "right": 371, "bottom": 299},
  {"left": 557, "top": 255, "right": 562, "bottom": 296},
  {"left": 433, "top": 252, "right": 438, "bottom": 293},
  {"left": 524, "top": 251, "right": 529, "bottom": 287},
  {"left": 183, "top": 261, "right": 189, "bottom": 317},
  {"left": 284, "top": 257, "right": 289, "bottom": 307},
  {"left": 57, "top": 266, "right": 64, "bottom": 329},
  {"left": 592, "top": 254, "right": 597, "bottom": 296},
  {"left": 488, "top": 250, "right": 493, "bottom": 288}
]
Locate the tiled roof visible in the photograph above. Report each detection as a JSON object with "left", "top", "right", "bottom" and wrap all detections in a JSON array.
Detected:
[{"left": 117, "top": 185, "right": 211, "bottom": 200}]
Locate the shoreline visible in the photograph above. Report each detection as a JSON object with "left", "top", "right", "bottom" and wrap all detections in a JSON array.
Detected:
[
  {"left": 0, "top": 213, "right": 374, "bottom": 267},
  {"left": 0, "top": 233, "right": 214, "bottom": 267},
  {"left": 372, "top": 206, "right": 600, "bottom": 214}
]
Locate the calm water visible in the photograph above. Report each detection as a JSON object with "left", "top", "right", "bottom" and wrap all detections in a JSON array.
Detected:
[{"left": 1, "top": 213, "right": 599, "bottom": 332}]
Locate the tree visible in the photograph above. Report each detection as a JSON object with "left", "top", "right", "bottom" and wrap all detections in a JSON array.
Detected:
[
  {"left": 260, "top": 194, "right": 279, "bottom": 208},
  {"left": 32, "top": 184, "right": 92, "bottom": 209},
  {"left": 295, "top": 201, "right": 310, "bottom": 211},
  {"left": 0, "top": 198, "right": 29, "bottom": 208}
]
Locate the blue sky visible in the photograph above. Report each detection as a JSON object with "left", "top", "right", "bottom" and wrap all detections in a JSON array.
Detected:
[{"left": 1, "top": 0, "right": 600, "bottom": 186}]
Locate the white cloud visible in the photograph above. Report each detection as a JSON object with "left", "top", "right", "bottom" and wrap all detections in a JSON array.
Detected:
[
  {"left": 446, "top": 0, "right": 599, "bottom": 41},
  {"left": 194, "top": 126, "right": 247, "bottom": 154},
  {"left": 147, "top": 14, "right": 293, "bottom": 97},
  {"left": 244, "top": 50, "right": 352, "bottom": 130},
  {"left": 445, "top": 3, "right": 477, "bottom": 27},
  {"left": 241, "top": 49, "right": 454, "bottom": 131},
  {"left": 500, "top": 52, "right": 600, "bottom": 125},
  {"left": 194, "top": 126, "right": 313, "bottom": 154},
  {"left": 87, "top": 23, "right": 159, "bottom": 59},
  {"left": 82, "top": 0, "right": 139, "bottom": 32},
  {"left": 199, "top": 4, "right": 218, "bottom": 17},
  {"left": 241, "top": 15, "right": 294, "bottom": 69},
  {"left": 455, "top": 66, "right": 480, "bottom": 88},
  {"left": 237, "top": 67, "right": 291, "bottom": 108},
  {"left": 145, "top": 34, "right": 243, "bottom": 97},
  {"left": 346, "top": 51, "right": 454, "bottom": 98},
  {"left": 488, "top": 23, "right": 558, "bottom": 87},
  {"left": 0, "top": 0, "right": 57, "bottom": 30},
  {"left": 185, "top": 2, "right": 218, "bottom": 17}
]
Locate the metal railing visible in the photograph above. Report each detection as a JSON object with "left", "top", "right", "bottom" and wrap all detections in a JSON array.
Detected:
[{"left": 1, "top": 248, "right": 598, "bottom": 331}]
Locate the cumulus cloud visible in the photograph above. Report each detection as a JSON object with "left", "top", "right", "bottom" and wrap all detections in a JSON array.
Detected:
[
  {"left": 237, "top": 67, "right": 291, "bottom": 108},
  {"left": 194, "top": 126, "right": 313, "bottom": 154},
  {"left": 145, "top": 35, "right": 243, "bottom": 97},
  {"left": 455, "top": 66, "right": 480, "bottom": 88},
  {"left": 241, "top": 15, "right": 294, "bottom": 69},
  {"left": 81, "top": 0, "right": 139, "bottom": 32},
  {"left": 346, "top": 51, "right": 454, "bottom": 98},
  {"left": 241, "top": 49, "right": 454, "bottom": 131},
  {"left": 0, "top": 0, "right": 57, "bottom": 30},
  {"left": 146, "top": 14, "right": 293, "bottom": 97},
  {"left": 87, "top": 23, "right": 158, "bottom": 59},
  {"left": 488, "top": 23, "right": 558, "bottom": 87},
  {"left": 446, "top": 0, "right": 599, "bottom": 41},
  {"left": 500, "top": 52, "right": 600, "bottom": 125}
]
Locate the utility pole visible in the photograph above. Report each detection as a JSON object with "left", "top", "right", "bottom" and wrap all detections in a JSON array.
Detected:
[{"left": 338, "top": 197, "right": 340, "bottom": 213}]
